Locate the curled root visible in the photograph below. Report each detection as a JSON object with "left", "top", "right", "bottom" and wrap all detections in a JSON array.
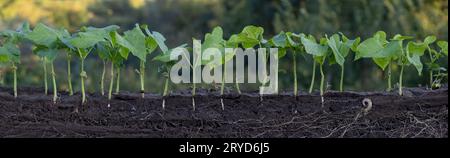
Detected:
[{"left": 362, "top": 98, "right": 373, "bottom": 114}]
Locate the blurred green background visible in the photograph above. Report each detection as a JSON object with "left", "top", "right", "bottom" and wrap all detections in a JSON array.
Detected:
[{"left": 0, "top": 0, "right": 448, "bottom": 94}]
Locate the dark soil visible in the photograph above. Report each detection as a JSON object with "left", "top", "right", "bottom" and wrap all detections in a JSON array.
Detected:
[{"left": 0, "top": 86, "right": 447, "bottom": 138}]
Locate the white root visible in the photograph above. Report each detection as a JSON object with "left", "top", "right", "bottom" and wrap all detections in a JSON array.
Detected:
[
  {"left": 321, "top": 96, "right": 324, "bottom": 108},
  {"left": 162, "top": 99, "right": 166, "bottom": 110},
  {"left": 221, "top": 98, "right": 224, "bottom": 111},
  {"left": 192, "top": 97, "right": 196, "bottom": 111}
]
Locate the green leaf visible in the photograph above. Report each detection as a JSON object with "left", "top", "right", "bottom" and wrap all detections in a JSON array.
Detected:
[
  {"left": 374, "top": 31, "right": 387, "bottom": 42},
  {"left": 278, "top": 48, "right": 287, "bottom": 58},
  {"left": 94, "top": 42, "right": 110, "bottom": 60},
  {"left": 153, "top": 44, "right": 188, "bottom": 64},
  {"left": 225, "top": 34, "right": 240, "bottom": 48},
  {"left": 355, "top": 32, "right": 411, "bottom": 70},
  {"left": 340, "top": 33, "right": 360, "bottom": 52},
  {"left": 85, "top": 25, "right": 119, "bottom": 41},
  {"left": 372, "top": 58, "right": 390, "bottom": 70},
  {"left": 147, "top": 30, "right": 168, "bottom": 53},
  {"left": 0, "top": 42, "right": 20, "bottom": 63},
  {"left": 116, "top": 25, "right": 148, "bottom": 61},
  {"left": 377, "top": 40, "right": 403, "bottom": 59},
  {"left": 285, "top": 32, "right": 301, "bottom": 47},
  {"left": 140, "top": 25, "right": 164, "bottom": 53},
  {"left": 201, "top": 26, "right": 225, "bottom": 66},
  {"left": 237, "top": 33, "right": 260, "bottom": 48},
  {"left": 392, "top": 34, "right": 413, "bottom": 41},
  {"left": 326, "top": 34, "right": 346, "bottom": 66},
  {"left": 69, "top": 31, "right": 106, "bottom": 49},
  {"left": 300, "top": 34, "right": 329, "bottom": 57},
  {"left": 406, "top": 41, "right": 430, "bottom": 75},
  {"left": 437, "top": 41, "right": 448, "bottom": 56},
  {"left": 76, "top": 48, "right": 92, "bottom": 59},
  {"left": 424, "top": 36, "right": 437, "bottom": 45},
  {"left": 234, "top": 26, "right": 264, "bottom": 48},
  {"left": 202, "top": 26, "right": 224, "bottom": 52},
  {"left": 119, "top": 47, "right": 130, "bottom": 59},
  {"left": 35, "top": 47, "right": 58, "bottom": 62},
  {"left": 355, "top": 38, "right": 384, "bottom": 59},
  {"left": 271, "top": 31, "right": 288, "bottom": 48},
  {"left": 241, "top": 25, "right": 264, "bottom": 40},
  {"left": 356, "top": 31, "right": 389, "bottom": 59},
  {"left": 112, "top": 31, "right": 132, "bottom": 51},
  {"left": 26, "top": 23, "right": 59, "bottom": 47},
  {"left": 1, "top": 22, "right": 30, "bottom": 44}
]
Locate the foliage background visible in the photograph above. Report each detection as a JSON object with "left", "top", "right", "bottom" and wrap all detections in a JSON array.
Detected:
[{"left": 0, "top": 0, "right": 448, "bottom": 93}]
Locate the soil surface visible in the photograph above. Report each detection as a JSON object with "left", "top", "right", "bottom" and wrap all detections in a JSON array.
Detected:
[{"left": 0, "top": 86, "right": 447, "bottom": 138}]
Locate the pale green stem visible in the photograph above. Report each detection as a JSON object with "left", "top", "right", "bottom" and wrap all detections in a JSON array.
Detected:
[
  {"left": 162, "top": 77, "right": 169, "bottom": 109},
  {"left": 115, "top": 67, "right": 120, "bottom": 94},
  {"left": 140, "top": 60, "right": 145, "bottom": 98},
  {"left": 320, "top": 63, "right": 325, "bottom": 96},
  {"left": 399, "top": 65, "right": 404, "bottom": 96},
  {"left": 163, "top": 78, "right": 169, "bottom": 97},
  {"left": 387, "top": 63, "right": 392, "bottom": 92},
  {"left": 80, "top": 59, "right": 86, "bottom": 104},
  {"left": 67, "top": 56, "right": 73, "bottom": 96},
  {"left": 43, "top": 58, "right": 48, "bottom": 95},
  {"left": 293, "top": 53, "right": 298, "bottom": 96},
  {"left": 339, "top": 65, "right": 344, "bottom": 92},
  {"left": 51, "top": 62, "right": 57, "bottom": 103},
  {"left": 100, "top": 60, "right": 106, "bottom": 96},
  {"left": 260, "top": 48, "right": 267, "bottom": 102},
  {"left": 309, "top": 62, "right": 316, "bottom": 94},
  {"left": 428, "top": 48, "right": 434, "bottom": 88},
  {"left": 221, "top": 63, "right": 226, "bottom": 110},
  {"left": 192, "top": 66, "right": 196, "bottom": 111},
  {"left": 108, "top": 64, "right": 114, "bottom": 101},
  {"left": 12, "top": 63, "right": 17, "bottom": 98}
]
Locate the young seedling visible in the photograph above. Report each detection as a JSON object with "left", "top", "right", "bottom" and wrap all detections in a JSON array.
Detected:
[
  {"left": 401, "top": 36, "right": 436, "bottom": 95},
  {"left": 68, "top": 26, "right": 112, "bottom": 104},
  {"left": 153, "top": 44, "right": 187, "bottom": 109},
  {"left": 95, "top": 43, "right": 108, "bottom": 96},
  {"left": 437, "top": 41, "right": 448, "bottom": 56},
  {"left": 64, "top": 47, "right": 74, "bottom": 96},
  {"left": 114, "top": 24, "right": 159, "bottom": 99},
  {"left": 203, "top": 27, "right": 227, "bottom": 110},
  {"left": 189, "top": 27, "right": 226, "bottom": 110},
  {"left": 326, "top": 33, "right": 360, "bottom": 92},
  {"left": 0, "top": 44, "right": 20, "bottom": 98},
  {"left": 81, "top": 25, "right": 121, "bottom": 100},
  {"left": 233, "top": 26, "right": 266, "bottom": 101},
  {"left": 267, "top": 32, "right": 290, "bottom": 94},
  {"left": 355, "top": 31, "right": 412, "bottom": 93},
  {"left": 26, "top": 23, "right": 70, "bottom": 103},
  {"left": 422, "top": 36, "right": 442, "bottom": 89},
  {"left": 86, "top": 26, "right": 121, "bottom": 105},
  {"left": 0, "top": 22, "right": 29, "bottom": 98},
  {"left": 285, "top": 32, "right": 303, "bottom": 96},
  {"left": 300, "top": 34, "right": 330, "bottom": 105}
]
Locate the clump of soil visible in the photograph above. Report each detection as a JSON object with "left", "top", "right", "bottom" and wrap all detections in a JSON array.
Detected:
[{"left": 0, "top": 86, "right": 447, "bottom": 138}]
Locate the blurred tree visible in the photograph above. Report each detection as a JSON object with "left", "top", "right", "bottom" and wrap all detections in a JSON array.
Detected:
[
  {"left": 0, "top": 0, "right": 94, "bottom": 31},
  {"left": 273, "top": 0, "right": 448, "bottom": 39}
]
